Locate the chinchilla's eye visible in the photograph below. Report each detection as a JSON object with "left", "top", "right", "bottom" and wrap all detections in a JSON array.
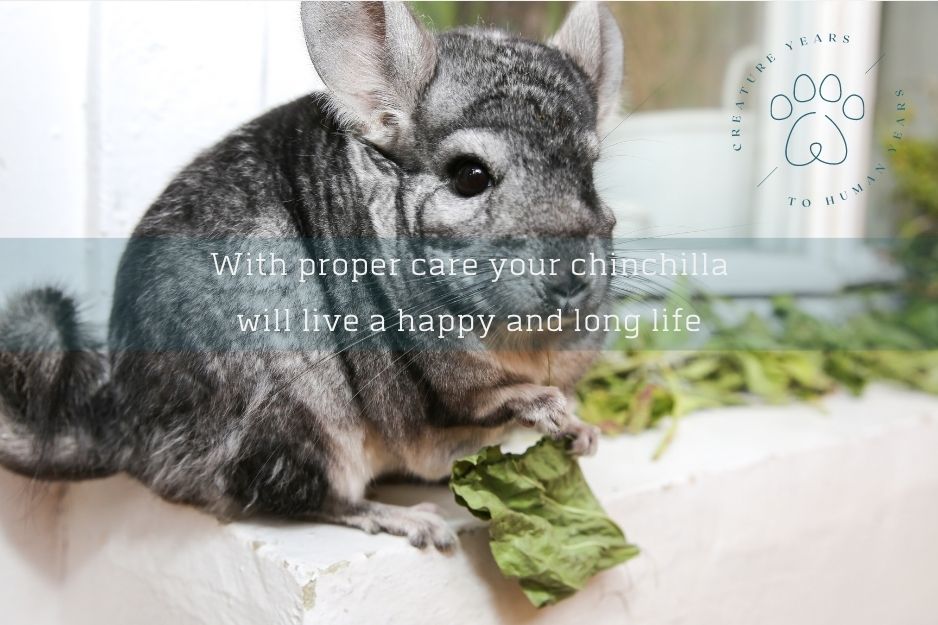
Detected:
[{"left": 450, "top": 160, "right": 491, "bottom": 197}]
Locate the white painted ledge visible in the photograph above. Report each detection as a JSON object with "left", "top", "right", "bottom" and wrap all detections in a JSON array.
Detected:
[{"left": 3, "top": 384, "right": 938, "bottom": 625}]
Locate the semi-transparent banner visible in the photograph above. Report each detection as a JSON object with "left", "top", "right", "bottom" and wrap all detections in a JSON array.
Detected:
[{"left": 0, "top": 237, "right": 932, "bottom": 352}]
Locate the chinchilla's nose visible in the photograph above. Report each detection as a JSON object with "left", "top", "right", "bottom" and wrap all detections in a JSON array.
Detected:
[{"left": 545, "top": 272, "right": 591, "bottom": 310}]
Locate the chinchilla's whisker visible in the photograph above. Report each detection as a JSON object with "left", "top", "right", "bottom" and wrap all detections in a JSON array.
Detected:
[
  {"left": 343, "top": 346, "right": 417, "bottom": 408},
  {"left": 241, "top": 279, "right": 500, "bottom": 490},
  {"left": 600, "top": 137, "right": 666, "bottom": 151},
  {"left": 255, "top": 277, "right": 498, "bottom": 409},
  {"left": 601, "top": 72, "right": 676, "bottom": 143},
  {"left": 612, "top": 274, "right": 701, "bottom": 315},
  {"left": 243, "top": 279, "right": 498, "bottom": 472},
  {"left": 609, "top": 222, "right": 756, "bottom": 244},
  {"left": 597, "top": 152, "right": 654, "bottom": 162}
]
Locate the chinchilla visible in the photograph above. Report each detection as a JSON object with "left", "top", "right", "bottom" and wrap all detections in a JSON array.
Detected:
[{"left": 0, "top": 1, "right": 623, "bottom": 550}]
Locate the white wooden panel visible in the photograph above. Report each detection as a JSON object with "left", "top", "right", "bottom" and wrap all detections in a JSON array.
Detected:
[
  {"left": 263, "top": 1, "right": 325, "bottom": 108},
  {"left": 89, "top": 1, "right": 269, "bottom": 237},
  {"left": 0, "top": 1, "right": 90, "bottom": 238}
]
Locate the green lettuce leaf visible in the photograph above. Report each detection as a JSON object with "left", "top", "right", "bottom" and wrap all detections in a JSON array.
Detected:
[{"left": 450, "top": 437, "right": 639, "bottom": 607}]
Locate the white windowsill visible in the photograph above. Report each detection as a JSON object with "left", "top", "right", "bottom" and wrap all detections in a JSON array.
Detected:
[{"left": 2, "top": 384, "right": 938, "bottom": 625}]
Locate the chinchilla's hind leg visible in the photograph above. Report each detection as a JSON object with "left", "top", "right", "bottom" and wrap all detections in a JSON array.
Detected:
[
  {"left": 313, "top": 498, "right": 458, "bottom": 552},
  {"left": 219, "top": 435, "right": 331, "bottom": 519},
  {"left": 219, "top": 434, "right": 457, "bottom": 551}
]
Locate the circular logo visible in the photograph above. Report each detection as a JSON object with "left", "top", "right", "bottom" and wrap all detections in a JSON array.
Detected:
[{"left": 730, "top": 33, "right": 907, "bottom": 209}]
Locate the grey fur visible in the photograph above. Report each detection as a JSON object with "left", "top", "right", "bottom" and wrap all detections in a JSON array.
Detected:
[{"left": 0, "top": 1, "right": 623, "bottom": 550}]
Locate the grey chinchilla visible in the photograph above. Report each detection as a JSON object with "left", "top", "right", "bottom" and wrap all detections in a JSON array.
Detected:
[{"left": 0, "top": 1, "right": 623, "bottom": 550}]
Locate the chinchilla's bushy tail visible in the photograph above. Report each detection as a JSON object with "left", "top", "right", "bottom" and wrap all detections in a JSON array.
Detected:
[{"left": 0, "top": 288, "right": 117, "bottom": 480}]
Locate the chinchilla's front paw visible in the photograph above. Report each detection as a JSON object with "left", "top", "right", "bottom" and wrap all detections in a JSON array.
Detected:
[
  {"left": 558, "top": 417, "right": 600, "bottom": 457},
  {"left": 511, "top": 387, "right": 600, "bottom": 455},
  {"left": 515, "top": 386, "right": 568, "bottom": 435}
]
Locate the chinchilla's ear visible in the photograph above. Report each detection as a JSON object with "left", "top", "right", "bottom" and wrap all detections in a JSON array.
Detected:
[
  {"left": 301, "top": 1, "right": 437, "bottom": 150},
  {"left": 549, "top": 2, "right": 624, "bottom": 126}
]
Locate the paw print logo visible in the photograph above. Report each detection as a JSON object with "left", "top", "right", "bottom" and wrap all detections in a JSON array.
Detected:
[{"left": 771, "top": 74, "right": 865, "bottom": 167}]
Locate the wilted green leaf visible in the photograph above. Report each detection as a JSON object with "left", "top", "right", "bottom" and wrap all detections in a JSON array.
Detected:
[{"left": 450, "top": 437, "right": 639, "bottom": 607}]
